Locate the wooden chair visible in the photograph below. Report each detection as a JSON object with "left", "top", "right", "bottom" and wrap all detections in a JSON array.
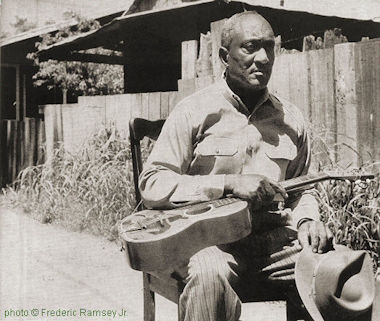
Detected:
[{"left": 128, "top": 117, "right": 309, "bottom": 321}]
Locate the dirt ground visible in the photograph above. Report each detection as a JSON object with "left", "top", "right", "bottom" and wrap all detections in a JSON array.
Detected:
[{"left": 0, "top": 206, "right": 286, "bottom": 321}]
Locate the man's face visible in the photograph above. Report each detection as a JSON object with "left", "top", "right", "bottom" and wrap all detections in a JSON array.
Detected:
[{"left": 225, "top": 15, "right": 275, "bottom": 91}]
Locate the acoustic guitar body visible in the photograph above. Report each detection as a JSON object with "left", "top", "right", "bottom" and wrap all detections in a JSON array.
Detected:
[{"left": 119, "top": 198, "right": 251, "bottom": 272}]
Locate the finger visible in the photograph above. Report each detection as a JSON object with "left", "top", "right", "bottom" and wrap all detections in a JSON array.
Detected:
[
  {"left": 317, "top": 224, "right": 328, "bottom": 253},
  {"left": 326, "top": 226, "right": 334, "bottom": 249},
  {"left": 298, "top": 224, "right": 310, "bottom": 249},
  {"left": 262, "top": 180, "right": 276, "bottom": 200},
  {"left": 309, "top": 222, "right": 320, "bottom": 253},
  {"left": 269, "top": 180, "right": 288, "bottom": 199}
]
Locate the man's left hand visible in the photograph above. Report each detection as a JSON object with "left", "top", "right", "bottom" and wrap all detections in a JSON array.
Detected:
[{"left": 298, "top": 220, "right": 334, "bottom": 253}]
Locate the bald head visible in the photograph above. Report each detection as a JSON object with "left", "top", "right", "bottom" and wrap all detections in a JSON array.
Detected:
[
  {"left": 219, "top": 11, "right": 275, "bottom": 92},
  {"left": 221, "top": 11, "right": 274, "bottom": 50}
]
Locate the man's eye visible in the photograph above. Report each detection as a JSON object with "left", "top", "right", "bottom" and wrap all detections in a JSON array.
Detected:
[{"left": 242, "top": 44, "right": 258, "bottom": 53}]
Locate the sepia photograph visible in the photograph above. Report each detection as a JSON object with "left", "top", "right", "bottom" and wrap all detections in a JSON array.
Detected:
[{"left": 0, "top": 0, "right": 379, "bottom": 320}]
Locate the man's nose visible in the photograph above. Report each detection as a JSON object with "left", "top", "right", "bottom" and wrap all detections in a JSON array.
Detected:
[{"left": 254, "top": 47, "right": 269, "bottom": 64}]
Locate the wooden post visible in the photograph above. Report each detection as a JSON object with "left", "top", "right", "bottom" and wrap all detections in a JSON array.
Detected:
[
  {"left": 62, "top": 89, "right": 68, "bottom": 104},
  {"left": 15, "top": 65, "right": 21, "bottom": 121},
  {"left": 302, "top": 35, "right": 316, "bottom": 52},
  {"left": 23, "top": 73, "right": 27, "bottom": 119},
  {"left": 37, "top": 119, "right": 46, "bottom": 164},
  {"left": 210, "top": 19, "right": 227, "bottom": 79},
  {"left": 0, "top": 121, "right": 6, "bottom": 186},
  {"left": 181, "top": 40, "right": 198, "bottom": 80}
]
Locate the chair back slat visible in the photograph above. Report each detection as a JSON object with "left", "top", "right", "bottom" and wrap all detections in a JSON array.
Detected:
[{"left": 129, "top": 118, "right": 165, "bottom": 210}]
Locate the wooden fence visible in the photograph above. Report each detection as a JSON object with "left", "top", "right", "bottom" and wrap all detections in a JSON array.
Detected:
[
  {"left": 1, "top": 118, "right": 45, "bottom": 186},
  {"left": 41, "top": 38, "right": 380, "bottom": 170}
]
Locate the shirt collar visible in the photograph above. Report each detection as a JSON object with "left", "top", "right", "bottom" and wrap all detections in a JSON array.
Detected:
[{"left": 218, "top": 74, "right": 276, "bottom": 116}]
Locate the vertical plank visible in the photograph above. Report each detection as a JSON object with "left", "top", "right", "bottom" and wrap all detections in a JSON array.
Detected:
[
  {"left": 308, "top": 48, "right": 336, "bottom": 164},
  {"left": 15, "top": 65, "right": 21, "bottom": 121},
  {"left": 130, "top": 93, "right": 143, "bottom": 120},
  {"left": 334, "top": 42, "right": 359, "bottom": 167},
  {"left": 7, "top": 121, "right": 12, "bottom": 183},
  {"left": 0, "top": 121, "right": 7, "bottom": 186},
  {"left": 160, "top": 92, "right": 170, "bottom": 119},
  {"left": 29, "top": 118, "right": 37, "bottom": 165},
  {"left": 12, "top": 121, "right": 18, "bottom": 181},
  {"left": 196, "top": 32, "right": 213, "bottom": 78},
  {"left": 286, "top": 52, "right": 310, "bottom": 118},
  {"left": 141, "top": 93, "right": 150, "bottom": 120},
  {"left": 18, "top": 120, "right": 24, "bottom": 173},
  {"left": 268, "top": 53, "right": 292, "bottom": 101},
  {"left": 23, "top": 74, "right": 27, "bottom": 119},
  {"left": 37, "top": 119, "right": 46, "bottom": 164},
  {"left": 177, "top": 79, "right": 196, "bottom": 100},
  {"left": 148, "top": 92, "right": 161, "bottom": 121},
  {"left": 168, "top": 92, "right": 179, "bottom": 114},
  {"left": 354, "top": 39, "right": 380, "bottom": 163},
  {"left": 210, "top": 19, "right": 227, "bottom": 79},
  {"left": 181, "top": 40, "right": 198, "bottom": 80},
  {"left": 106, "top": 94, "right": 131, "bottom": 137},
  {"left": 24, "top": 118, "right": 31, "bottom": 167}
]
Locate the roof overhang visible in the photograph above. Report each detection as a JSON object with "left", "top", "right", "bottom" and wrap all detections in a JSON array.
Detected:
[{"left": 26, "top": 0, "right": 380, "bottom": 64}]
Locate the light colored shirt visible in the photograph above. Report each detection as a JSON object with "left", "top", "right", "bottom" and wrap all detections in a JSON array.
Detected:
[{"left": 139, "top": 79, "right": 319, "bottom": 229}]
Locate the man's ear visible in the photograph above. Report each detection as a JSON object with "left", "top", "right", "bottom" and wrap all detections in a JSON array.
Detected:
[{"left": 219, "top": 47, "right": 229, "bottom": 67}]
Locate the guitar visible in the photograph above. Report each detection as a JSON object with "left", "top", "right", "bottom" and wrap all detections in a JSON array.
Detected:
[{"left": 119, "top": 172, "right": 374, "bottom": 272}]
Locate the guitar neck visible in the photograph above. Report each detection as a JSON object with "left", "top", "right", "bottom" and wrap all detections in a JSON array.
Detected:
[{"left": 281, "top": 172, "right": 375, "bottom": 191}]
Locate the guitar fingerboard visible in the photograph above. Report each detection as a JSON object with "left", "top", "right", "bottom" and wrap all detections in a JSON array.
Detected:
[{"left": 209, "top": 198, "right": 241, "bottom": 208}]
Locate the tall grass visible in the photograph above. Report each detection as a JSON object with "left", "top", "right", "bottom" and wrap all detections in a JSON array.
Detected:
[
  {"left": 1, "top": 125, "right": 379, "bottom": 267},
  {"left": 2, "top": 127, "right": 138, "bottom": 240}
]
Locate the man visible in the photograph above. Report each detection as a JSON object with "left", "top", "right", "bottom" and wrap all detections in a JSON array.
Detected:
[{"left": 139, "top": 11, "right": 333, "bottom": 321}]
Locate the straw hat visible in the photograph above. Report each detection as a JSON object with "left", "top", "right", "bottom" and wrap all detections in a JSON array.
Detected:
[{"left": 295, "top": 245, "right": 375, "bottom": 321}]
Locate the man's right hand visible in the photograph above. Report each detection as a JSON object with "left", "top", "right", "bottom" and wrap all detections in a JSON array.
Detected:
[{"left": 224, "top": 174, "right": 287, "bottom": 209}]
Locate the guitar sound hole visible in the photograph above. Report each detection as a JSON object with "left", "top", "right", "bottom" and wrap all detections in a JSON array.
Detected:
[{"left": 186, "top": 205, "right": 212, "bottom": 215}]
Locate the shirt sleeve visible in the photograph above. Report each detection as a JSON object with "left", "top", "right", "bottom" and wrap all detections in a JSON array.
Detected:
[
  {"left": 139, "top": 103, "right": 225, "bottom": 209},
  {"left": 285, "top": 124, "right": 320, "bottom": 228}
]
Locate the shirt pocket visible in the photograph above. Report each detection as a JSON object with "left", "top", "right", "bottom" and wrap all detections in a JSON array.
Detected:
[
  {"left": 196, "top": 137, "right": 238, "bottom": 156},
  {"left": 264, "top": 134, "right": 297, "bottom": 161},
  {"left": 191, "top": 137, "right": 240, "bottom": 174},
  {"left": 263, "top": 135, "right": 297, "bottom": 181}
]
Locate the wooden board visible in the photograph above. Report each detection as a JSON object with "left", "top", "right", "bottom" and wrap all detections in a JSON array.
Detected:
[
  {"left": 334, "top": 43, "right": 359, "bottom": 167},
  {"left": 210, "top": 19, "right": 227, "bottom": 79},
  {"left": 354, "top": 39, "right": 380, "bottom": 164},
  {"left": 181, "top": 40, "right": 198, "bottom": 80}
]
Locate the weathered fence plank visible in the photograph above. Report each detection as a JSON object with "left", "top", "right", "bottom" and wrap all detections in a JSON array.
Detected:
[
  {"left": 0, "top": 117, "right": 45, "bottom": 186},
  {"left": 355, "top": 39, "right": 380, "bottom": 164},
  {"left": 181, "top": 40, "right": 198, "bottom": 80},
  {"left": 210, "top": 19, "right": 227, "bottom": 79},
  {"left": 38, "top": 38, "right": 380, "bottom": 170},
  {"left": 334, "top": 43, "right": 359, "bottom": 167},
  {"left": 148, "top": 92, "right": 161, "bottom": 120}
]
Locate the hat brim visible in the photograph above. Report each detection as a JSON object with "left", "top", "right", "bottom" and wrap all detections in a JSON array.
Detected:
[{"left": 295, "top": 245, "right": 349, "bottom": 321}]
